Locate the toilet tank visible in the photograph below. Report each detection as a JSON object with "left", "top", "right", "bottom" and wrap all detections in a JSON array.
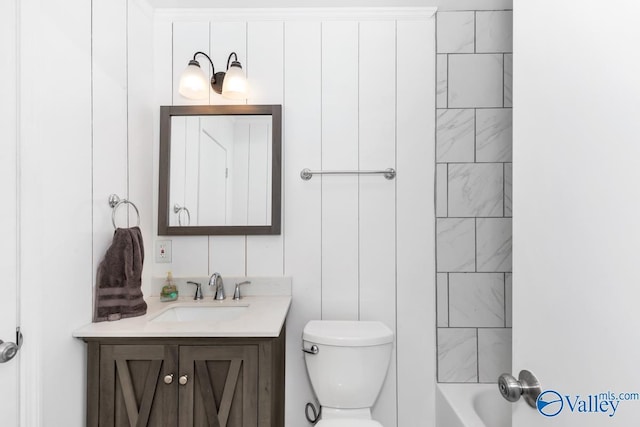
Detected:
[{"left": 303, "top": 321, "right": 393, "bottom": 409}]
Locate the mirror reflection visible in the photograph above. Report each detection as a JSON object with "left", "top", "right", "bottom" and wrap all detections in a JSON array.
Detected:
[
  {"left": 169, "top": 115, "right": 272, "bottom": 227},
  {"left": 158, "top": 104, "right": 281, "bottom": 236}
]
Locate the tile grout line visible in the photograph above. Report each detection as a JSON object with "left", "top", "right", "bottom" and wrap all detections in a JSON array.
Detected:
[
  {"left": 476, "top": 327, "right": 480, "bottom": 382},
  {"left": 504, "top": 272, "right": 507, "bottom": 327},
  {"left": 446, "top": 273, "right": 450, "bottom": 327},
  {"left": 473, "top": 11, "right": 477, "bottom": 54}
]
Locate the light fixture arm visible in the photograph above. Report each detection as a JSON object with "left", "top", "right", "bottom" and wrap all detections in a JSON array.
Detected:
[
  {"left": 190, "top": 51, "right": 227, "bottom": 94},
  {"left": 178, "top": 50, "right": 247, "bottom": 99},
  {"left": 226, "top": 52, "right": 239, "bottom": 70},
  {"left": 192, "top": 51, "right": 216, "bottom": 74}
]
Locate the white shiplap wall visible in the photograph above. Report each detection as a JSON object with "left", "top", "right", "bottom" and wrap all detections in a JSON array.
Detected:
[
  {"left": 152, "top": 9, "right": 436, "bottom": 427},
  {"left": 4, "top": 2, "right": 434, "bottom": 425},
  {"left": 2, "top": 0, "right": 435, "bottom": 427}
]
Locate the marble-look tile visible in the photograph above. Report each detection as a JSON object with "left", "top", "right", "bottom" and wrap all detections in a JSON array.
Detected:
[
  {"left": 476, "top": 11, "right": 513, "bottom": 53},
  {"left": 449, "top": 54, "right": 503, "bottom": 108},
  {"left": 478, "top": 328, "right": 512, "bottom": 383},
  {"left": 476, "top": 109, "right": 512, "bottom": 162},
  {"left": 437, "top": 218, "right": 476, "bottom": 272},
  {"left": 437, "top": 109, "right": 475, "bottom": 163},
  {"left": 437, "top": 273, "right": 449, "bottom": 327},
  {"left": 438, "top": 328, "right": 478, "bottom": 382},
  {"left": 436, "top": 164, "right": 448, "bottom": 218},
  {"left": 437, "top": 12, "right": 475, "bottom": 54},
  {"left": 504, "top": 54, "right": 513, "bottom": 107},
  {"left": 505, "top": 273, "right": 512, "bottom": 327},
  {"left": 448, "top": 163, "right": 503, "bottom": 217},
  {"left": 449, "top": 273, "right": 505, "bottom": 327},
  {"left": 477, "top": 218, "right": 512, "bottom": 272},
  {"left": 504, "top": 163, "right": 512, "bottom": 217},
  {"left": 437, "top": 54, "right": 448, "bottom": 108}
]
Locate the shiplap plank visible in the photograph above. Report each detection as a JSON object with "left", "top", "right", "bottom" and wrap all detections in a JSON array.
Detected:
[
  {"left": 170, "top": 22, "right": 212, "bottom": 277},
  {"left": 209, "top": 236, "right": 247, "bottom": 277},
  {"left": 358, "top": 20, "right": 398, "bottom": 427},
  {"left": 208, "top": 21, "right": 248, "bottom": 276},
  {"left": 396, "top": 18, "right": 436, "bottom": 427},
  {"left": 168, "top": 117, "right": 186, "bottom": 227},
  {"left": 172, "top": 21, "right": 209, "bottom": 105},
  {"left": 127, "top": 0, "right": 154, "bottom": 291},
  {"left": 210, "top": 21, "right": 247, "bottom": 105},
  {"left": 92, "top": 0, "right": 128, "bottom": 276},
  {"left": 247, "top": 121, "right": 270, "bottom": 225},
  {"left": 282, "top": 20, "right": 322, "bottom": 427},
  {"left": 183, "top": 117, "right": 200, "bottom": 225},
  {"left": 320, "top": 21, "right": 359, "bottom": 320},
  {"left": 246, "top": 21, "right": 285, "bottom": 276},
  {"left": 151, "top": 17, "right": 173, "bottom": 289}
]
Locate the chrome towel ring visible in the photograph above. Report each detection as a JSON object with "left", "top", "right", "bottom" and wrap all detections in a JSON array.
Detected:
[
  {"left": 108, "top": 194, "right": 141, "bottom": 229},
  {"left": 173, "top": 204, "right": 191, "bottom": 226}
]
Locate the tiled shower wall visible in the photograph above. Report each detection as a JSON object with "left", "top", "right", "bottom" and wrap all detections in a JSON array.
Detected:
[{"left": 435, "top": 10, "right": 513, "bottom": 383}]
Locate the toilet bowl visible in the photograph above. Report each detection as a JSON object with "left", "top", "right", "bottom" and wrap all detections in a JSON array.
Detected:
[{"left": 303, "top": 320, "right": 393, "bottom": 426}]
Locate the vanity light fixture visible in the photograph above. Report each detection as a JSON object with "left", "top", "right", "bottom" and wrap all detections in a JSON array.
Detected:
[{"left": 178, "top": 51, "right": 248, "bottom": 100}]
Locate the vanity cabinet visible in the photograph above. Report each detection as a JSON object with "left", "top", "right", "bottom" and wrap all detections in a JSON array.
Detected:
[{"left": 84, "top": 329, "right": 284, "bottom": 427}]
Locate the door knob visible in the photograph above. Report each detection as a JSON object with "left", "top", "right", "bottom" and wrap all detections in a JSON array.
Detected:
[
  {"left": 179, "top": 375, "right": 188, "bottom": 385},
  {"left": 0, "top": 328, "right": 23, "bottom": 364},
  {"left": 0, "top": 340, "right": 18, "bottom": 363},
  {"left": 498, "top": 370, "right": 541, "bottom": 408},
  {"left": 164, "top": 374, "right": 174, "bottom": 384}
]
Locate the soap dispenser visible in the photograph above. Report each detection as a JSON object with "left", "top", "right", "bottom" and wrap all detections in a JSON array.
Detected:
[{"left": 160, "top": 271, "right": 178, "bottom": 302}]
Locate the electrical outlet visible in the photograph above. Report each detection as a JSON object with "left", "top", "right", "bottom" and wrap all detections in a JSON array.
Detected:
[{"left": 155, "top": 240, "right": 172, "bottom": 263}]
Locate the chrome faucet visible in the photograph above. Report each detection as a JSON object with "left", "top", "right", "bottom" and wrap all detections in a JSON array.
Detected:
[{"left": 209, "top": 272, "right": 225, "bottom": 300}]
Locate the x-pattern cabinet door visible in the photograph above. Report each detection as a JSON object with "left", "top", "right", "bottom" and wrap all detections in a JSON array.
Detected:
[
  {"left": 98, "top": 344, "right": 179, "bottom": 427},
  {"left": 178, "top": 345, "right": 258, "bottom": 427}
]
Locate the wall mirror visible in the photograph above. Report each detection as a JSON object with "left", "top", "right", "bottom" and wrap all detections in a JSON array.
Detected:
[{"left": 159, "top": 104, "right": 281, "bottom": 235}]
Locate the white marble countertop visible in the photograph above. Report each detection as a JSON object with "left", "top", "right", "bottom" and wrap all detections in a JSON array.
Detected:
[{"left": 73, "top": 295, "right": 291, "bottom": 339}]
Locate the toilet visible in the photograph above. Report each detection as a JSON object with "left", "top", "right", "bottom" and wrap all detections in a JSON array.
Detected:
[{"left": 302, "top": 320, "right": 394, "bottom": 426}]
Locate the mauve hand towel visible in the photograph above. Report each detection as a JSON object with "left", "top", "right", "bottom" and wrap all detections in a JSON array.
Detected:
[{"left": 94, "top": 226, "right": 147, "bottom": 322}]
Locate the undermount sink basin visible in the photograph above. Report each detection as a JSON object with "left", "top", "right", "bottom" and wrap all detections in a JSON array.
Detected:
[{"left": 150, "top": 304, "right": 249, "bottom": 323}]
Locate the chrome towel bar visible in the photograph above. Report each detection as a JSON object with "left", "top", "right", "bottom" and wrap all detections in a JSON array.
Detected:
[{"left": 300, "top": 168, "right": 396, "bottom": 181}]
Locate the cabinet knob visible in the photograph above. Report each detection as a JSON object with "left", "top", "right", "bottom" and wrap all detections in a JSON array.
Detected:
[
  {"left": 163, "top": 374, "right": 174, "bottom": 384},
  {"left": 179, "top": 375, "right": 188, "bottom": 385}
]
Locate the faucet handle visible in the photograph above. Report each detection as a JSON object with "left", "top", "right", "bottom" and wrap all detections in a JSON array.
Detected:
[
  {"left": 233, "top": 281, "right": 251, "bottom": 300},
  {"left": 187, "top": 281, "right": 203, "bottom": 300}
]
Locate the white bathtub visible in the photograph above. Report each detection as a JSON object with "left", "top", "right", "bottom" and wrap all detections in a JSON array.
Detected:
[{"left": 436, "top": 383, "right": 512, "bottom": 427}]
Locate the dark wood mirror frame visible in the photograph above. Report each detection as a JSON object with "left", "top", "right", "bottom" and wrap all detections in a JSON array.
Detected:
[{"left": 158, "top": 104, "right": 282, "bottom": 235}]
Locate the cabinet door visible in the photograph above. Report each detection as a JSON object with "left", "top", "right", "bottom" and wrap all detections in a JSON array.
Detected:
[
  {"left": 179, "top": 345, "right": 258, "bottom": 427},
  {"left": 99, "top": 344, "right": 178, "bottom": 427}
]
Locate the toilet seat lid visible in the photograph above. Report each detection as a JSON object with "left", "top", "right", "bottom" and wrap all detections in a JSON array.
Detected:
[
  {"left": 303, "top": 320, "right": 393, "bottom": 346},
  {"left": 316, "top": 420, "right": 383, "bottom": 427}
]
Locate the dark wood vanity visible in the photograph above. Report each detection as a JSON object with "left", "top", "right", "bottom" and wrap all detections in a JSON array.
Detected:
[{"left": 82, "top": 328, "right": 285, "bottom": 427}]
